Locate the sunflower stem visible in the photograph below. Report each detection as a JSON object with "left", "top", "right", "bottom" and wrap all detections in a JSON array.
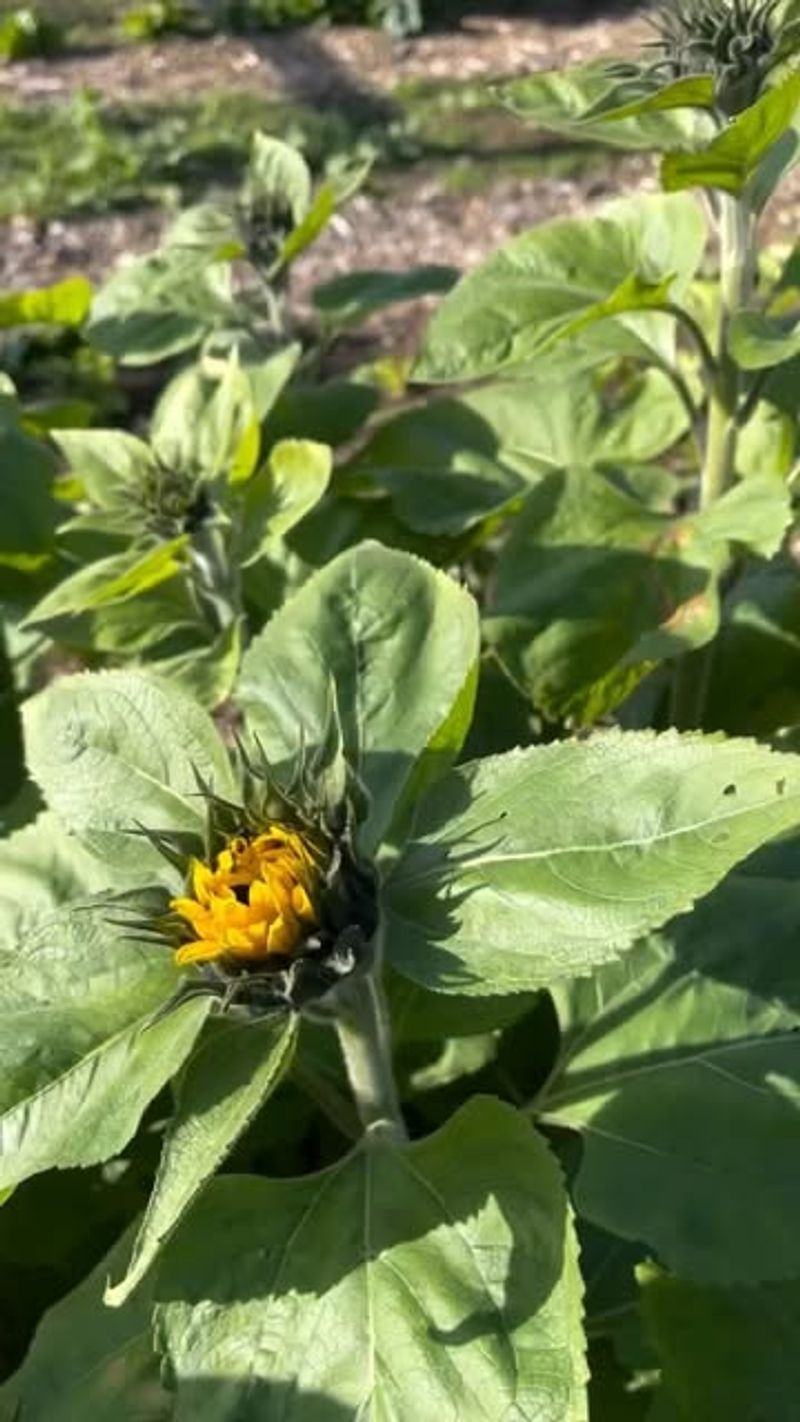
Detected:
[
  {"left": 669, "top": 191, "right": 753, "bottom": 729},
  {"left": 334, "top": 967, "right": 407, "bottom": 1144}
]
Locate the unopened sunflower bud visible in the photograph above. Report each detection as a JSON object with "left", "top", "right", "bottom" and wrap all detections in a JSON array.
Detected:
[
  {"left": 146, "top": 736, "right": 378, "bottom": 1014},
  {"left": 648, "top": 0, "right": 782, "bottom": 115}
]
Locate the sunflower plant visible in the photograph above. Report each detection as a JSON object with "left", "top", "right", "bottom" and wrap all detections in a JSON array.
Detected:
[
  {"left": 408, "top": 0, "right": 800, "bottom": 733},
  {"left": 1, "top": 540, "right": 799, "bottom": 1420},
  {"left": 20, "top": 353, "right": 331, "bottom": 706}
]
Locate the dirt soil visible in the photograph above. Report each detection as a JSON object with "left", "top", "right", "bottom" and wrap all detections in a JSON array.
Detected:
[{"left": 1, "top": 7, "right": 798, "bottom": 356}]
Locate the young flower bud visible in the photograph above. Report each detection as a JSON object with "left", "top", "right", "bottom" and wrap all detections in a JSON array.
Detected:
[
  {"left": 141, "top": 733, "right": 379, "bottom": 1015},
  {"left": 648, "top": 0, "right": 782, "bottom": 114}
]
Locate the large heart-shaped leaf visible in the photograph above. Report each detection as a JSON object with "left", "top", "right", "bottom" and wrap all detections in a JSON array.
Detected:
[
  {"left": 384, "top": 732, "right": 800, "bottom": 997},
  {"left": 541, "top": 836, "right": 800, "bottom": 1282},
  {"left": 413, "top": 194, "right": 706, "bottom": 384},
  {"left": 237, "top": 542, "right": 480, "bottom": 853},
  {"left": 346, "top": 371, "right": 687, "bottom": 537},
  {"left": 155, "top": 1096, "right": 587, "bottom": 1421}
]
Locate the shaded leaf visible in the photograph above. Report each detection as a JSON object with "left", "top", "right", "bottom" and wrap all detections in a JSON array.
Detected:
[
  {"left": 313, "top": 264, "right": 458, "bottom": 329},
  {"left": 347, "top": 371, "right": 687, "bottom": 538},
  {"left": 486, "top": 468, "right": 789, "bottom": 722},
  {"left": 542, "top": 836, "right": 800, "bottom": 1281},
  {"left": 640, "top": 1264, "right": 800, "bottom": 1420},
  {"left": 155, "top": 1097, "right": 588, "bottom": 1421},
  {"left": 0, "top": 1225, "right": 171, "bottom": 1422}
]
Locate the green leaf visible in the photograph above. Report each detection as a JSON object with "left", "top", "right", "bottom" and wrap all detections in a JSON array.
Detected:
[
  {"left": 23, "top": 670, "right": 236, "bottom": 877},
  {"left": 24, "top": 539, "right": 189, "bottom": 629},
  {"left": 245, "top": 131, "right": 312, "bottom": 229},
  {"left": 729, "top": 308, "right": 800, "bottom": 368},
  {"left": 0, "top": 1225, "right": 172, "bottom": 1422},
  {"left": 237, "top": 542, "right": 480, "bottom": 853},
  {"left": 312, "top": 265, "right": 458, "bottom": 330},
  {"left": 0, "top": 276, "right": 92, "bottom": 329},
  {"left": 487, "top": 469, "right": 790, "bottom": 722},
  {"left": 384, "top": 732, "right": 800, "bottom": 998},
  {"left": 542, "top": 836, "right": 800, "bottom": 1281},
  {"left": 152, "top": 618, "right": 243, "bottom": 711},
  {"left": 238, "top": 438, "right": 332, "bottom": 565},
  {"left": 413, "top": 194, "right": 707, "bottom": 383},
  {"left": 0, "top": 896, "right": 181, "bottom": 1113},
  {"left": 483, "top": 471, "right": 708, "bottom": 722},
  {"left": 0, "top": 404, "right": 58, "bottom": 567},
  {"left": 52, "top": 427, "right": 155, "bottom": 510},
  {"left": 152, "top": 355, "right": 260, "bottom": 485},
  {"left": 497, "top": 63, "right": 714, "bottom": 152},
  {"left": 244, "top": 340, "right": 301, "bottom": 421},
  {"left": 387, "top": 969, "right": 538, "bottom": 1043},
  {"left": 704, "top": 554, "right": 800, "bottom": 735},
  {"left": 345, "top": 371, "right": 687, "bottom": 538},
  {"left": 0, "top": 617, "right": 23, "bottom": 808},
  {"left": 0, "top": 994, "right": 210, "bottom": 1191},
  {"left": 155, "top": 1097, "right": 587, "bottom": 1421},
  {"left": 86, "top": 244, "right": 237, "bottom": 367},
  {"left": 278, "top": 158, "right": 370, "bottom": 269},
  {"left": 662, "top": 72, "right": 800, "bottom": 195},
  {"left": 640, "top": 1265, "right": 800, "bottom": 1420},
  {"left": 262, "top": 379, "right": 379, "bottom": 449},
  {"left": 0, "top": 810, "right": 112, "bottom": 942},
  {"left": 590, "top": 73, "right": 717, "bottom": 123},
  {"left": 696, "top": 472, "right": 791, "bottom": 557},
  {"left": 107, "top": 1012, "right": 297, "bottom": 1306}
]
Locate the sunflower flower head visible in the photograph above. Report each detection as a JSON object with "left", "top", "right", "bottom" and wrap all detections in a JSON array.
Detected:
[
  {"left": 171, "top": 826, "right": 323, "bottom": 968},
  {"left": 142, "top": 722, "right": 378, "bottom": 1015}
]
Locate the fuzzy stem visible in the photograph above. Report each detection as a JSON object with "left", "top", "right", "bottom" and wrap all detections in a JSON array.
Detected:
[
  {"left": 670, "top": 192, "right": 753, "bottom": 729},
  {"left": 334, "top": 969, "right": 407, "bottom": 1144}
]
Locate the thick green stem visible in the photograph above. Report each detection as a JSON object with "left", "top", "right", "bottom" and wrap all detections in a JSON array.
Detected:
[
  {"left": 334, "top": 970, "right": 407, "bottom": 1144},
  {"left": 699, "top": 196, "right": 751, "bottom": 509},
  {"left": 670, "top": 193, "right": 753, "bottom": 729}
]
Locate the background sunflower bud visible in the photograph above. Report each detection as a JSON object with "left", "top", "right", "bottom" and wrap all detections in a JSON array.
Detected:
[{"left": 648, "top": 0, "right": 783, "bottom": 115}]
